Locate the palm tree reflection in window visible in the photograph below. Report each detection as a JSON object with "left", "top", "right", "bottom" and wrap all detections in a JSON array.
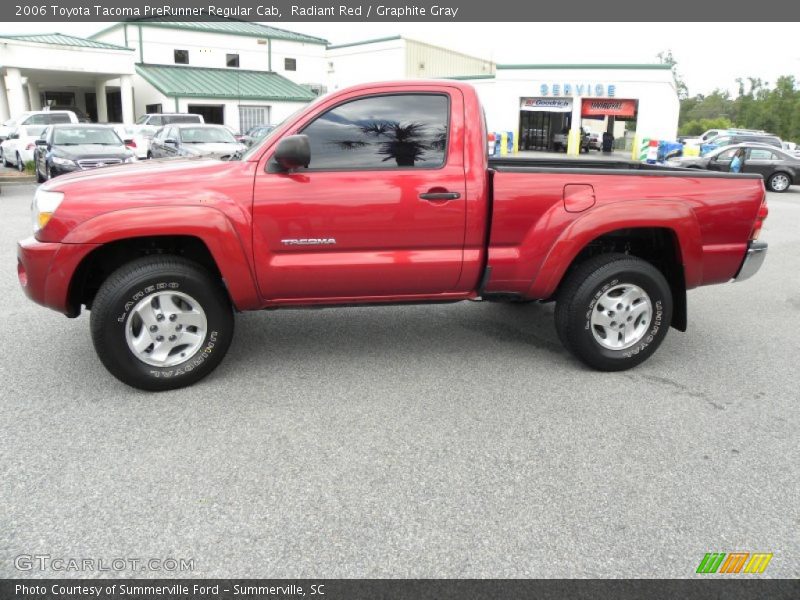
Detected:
[{"left": 332, "top": 121, "right": 447, "bottom": 167}]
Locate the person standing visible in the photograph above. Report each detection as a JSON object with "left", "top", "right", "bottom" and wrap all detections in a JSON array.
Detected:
[{"left": 730, "top": 147, "right": 746, "bottom": 173}]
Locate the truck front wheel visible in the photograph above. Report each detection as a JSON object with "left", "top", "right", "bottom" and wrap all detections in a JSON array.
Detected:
[
  {"left": 90, "top": 256, "right": 234, "bottom": 391},
  {"left": 555, "top": 253, "right": 672, "bottom": 371}
]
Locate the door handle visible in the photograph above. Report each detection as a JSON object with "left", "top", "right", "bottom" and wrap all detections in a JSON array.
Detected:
[{"left": 419, "top": 191, "right": 461, "bottom": 201}]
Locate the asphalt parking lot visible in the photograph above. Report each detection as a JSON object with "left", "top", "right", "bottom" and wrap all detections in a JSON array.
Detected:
[{"left": 0, "top": 183, "right": 798, "bottom": 579}]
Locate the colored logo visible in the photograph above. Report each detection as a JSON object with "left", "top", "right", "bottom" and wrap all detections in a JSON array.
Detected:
[{"left": 696, "top": 552, "right": 773, "bottom": 574}]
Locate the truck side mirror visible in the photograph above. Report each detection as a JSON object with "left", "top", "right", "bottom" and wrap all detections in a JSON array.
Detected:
[
  {"left": 164, "top": 138, "right": 177, "bottom": 146},
  {"left": 271, "top": 135, "right": 310, "bottom": 172},
  {"left": 35, "top": 139, "right": 48, "bottom": 146}
]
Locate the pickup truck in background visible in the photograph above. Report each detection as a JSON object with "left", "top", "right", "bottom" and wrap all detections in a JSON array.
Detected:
[{"left": 17, "top": 81, "right": 769, "bottom": 390}]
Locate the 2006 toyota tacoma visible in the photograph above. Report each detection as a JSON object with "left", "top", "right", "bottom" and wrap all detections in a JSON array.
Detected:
[{"left": 17, "top": 81, "right": 769, "bottom": 390}]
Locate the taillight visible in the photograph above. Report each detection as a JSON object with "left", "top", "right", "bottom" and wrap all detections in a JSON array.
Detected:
[
  {"left": 750, "top": 195, "right": 768, "bottom": 241},
  {"left": 26, "top": 143, "right": 35, "bottom": 150},
  {"left": 126, "top": 140, "right": 137, "bottom": 148}
]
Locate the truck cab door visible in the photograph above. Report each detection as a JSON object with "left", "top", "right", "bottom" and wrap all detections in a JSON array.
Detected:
[{"left": 252, "top": 88, "right": 467, "bottom": 300}]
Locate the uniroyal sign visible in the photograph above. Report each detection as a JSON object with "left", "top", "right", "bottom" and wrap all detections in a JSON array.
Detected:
[
  {"left": 520, "top": 98, "right": 573, "bottom": 112},
  {"left": 582, "top": 99, "right": 637, "bottom": 117}
]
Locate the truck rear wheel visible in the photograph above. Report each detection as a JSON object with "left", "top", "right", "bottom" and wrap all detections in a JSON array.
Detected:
[
  {"left": 555, "top": 253, "right": 672, "bottom": 371},
  {"left": 90, "top": 256, "right": 234, "bottom": 391}
]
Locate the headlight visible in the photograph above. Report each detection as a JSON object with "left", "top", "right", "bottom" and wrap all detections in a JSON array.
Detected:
[
  {"left": 32, "top": 189, "right": 64, "bottom": 233},
  {"left": 51, "top": 156, "right": 75, "bottom": 166}
]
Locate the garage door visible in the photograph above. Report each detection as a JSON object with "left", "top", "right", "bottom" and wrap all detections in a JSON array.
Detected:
[{"left": 239, "top": 105, "right": 270, "bottom": 133}]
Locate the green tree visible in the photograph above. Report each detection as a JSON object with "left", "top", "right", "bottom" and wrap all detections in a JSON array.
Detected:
[{"left": 657, "top": 49, "right": 689, "bottom": 100}]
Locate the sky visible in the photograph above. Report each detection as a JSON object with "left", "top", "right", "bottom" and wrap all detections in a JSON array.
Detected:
[{"left": 10, "top": 21, "right": 800, "bottom": 96}]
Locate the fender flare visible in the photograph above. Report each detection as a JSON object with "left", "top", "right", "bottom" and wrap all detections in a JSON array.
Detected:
[
  {"left": 62, "top": 205, "right": 262, "bottom": 310},
  {"left": 527, "top": 199, "right": 704, "bottom": 299}
]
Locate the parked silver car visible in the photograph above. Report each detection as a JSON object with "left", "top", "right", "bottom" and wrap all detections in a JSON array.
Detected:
[{"left": 148, "top": 124, "right": 245, "bottom": 160}]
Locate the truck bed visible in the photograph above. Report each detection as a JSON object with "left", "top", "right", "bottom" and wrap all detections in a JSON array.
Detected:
[{"left": 488, "top": 156, "right": 763, "bottom": 179}]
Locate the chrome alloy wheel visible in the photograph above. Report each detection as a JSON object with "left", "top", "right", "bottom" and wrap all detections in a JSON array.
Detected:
[
  {"left": 770, "top": 173, "right": 790, "bottom": 192},
  {"left": 590, "top": 283, "right": 653, "bottom": 350},
  {"left": 125, "top": 291, "right": 207, "bottom": 367}
]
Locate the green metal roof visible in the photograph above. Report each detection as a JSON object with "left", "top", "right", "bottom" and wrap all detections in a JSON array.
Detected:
[
  {"left": 92, "top": 21, "right": 327, "bottom": 45},
  {"left": 327, "top": 36, "right": 403, "bottom": 50},
  {"left": 445, "top": 74, "right": 496, "bottom": 81},
  {"left": 497, "top": 63, "right": 672, "bottom": 70},
  {"left": 136, "top": 64, "right": 317, "bottom": 102},
  {"left": 0, "top": 32, "right": 132, "bottom": 51}
]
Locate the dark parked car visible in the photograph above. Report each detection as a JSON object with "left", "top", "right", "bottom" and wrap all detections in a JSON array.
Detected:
[
  {"left": 241, "top": 125, "right": 276, "bottom": 147},
  {"left": 148, "top": 124, "right": 245, "bottom": 159},
  {"left": 47, "top": 105, "right": 92, "bottom": 123},
  {"left": 34, "top": 124, "right": 136, "bottom": 182},
  {"left": 668, "top": 143, "right": 799, "bottom": 192}
]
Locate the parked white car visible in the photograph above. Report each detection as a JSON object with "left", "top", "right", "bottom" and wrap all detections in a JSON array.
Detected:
[
  {"left": 0, "top": 124, "right": 48, "bottom": 171},
  {"left": 0, "top": 110, "right": 78, "bottom": 142}
]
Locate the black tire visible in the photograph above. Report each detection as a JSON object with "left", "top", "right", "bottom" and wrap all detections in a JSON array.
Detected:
[
  {"left": 146, "top": 151, "right": 153, "bottom": 159},
  {"left": 2, "top": 150, "right": 10, "bottom": 168},
  {"left": 555, "top": 253, "right": 672, "bottom": 371},
  {"left": 36, "top": 163, "right": 45, "bottom": 183},
  {"left": 48, "top": 165, "right": 56, "bottom": 180},
  {"left": 16, "top": 153, "right": 24, "bottom": 172},
  {"left": 90, "top": 256, "right": 234, "bottom": 391},
  {"left": 766, "top": 171, "right": 791, "bottom": 193}
]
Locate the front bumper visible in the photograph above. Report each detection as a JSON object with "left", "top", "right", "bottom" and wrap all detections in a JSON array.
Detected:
[
  {"left": 17, "top": 237, "right": 98, "bottom": 316},
  {"left": 734, "top": 241, "right": 768, "bottom": 282}
]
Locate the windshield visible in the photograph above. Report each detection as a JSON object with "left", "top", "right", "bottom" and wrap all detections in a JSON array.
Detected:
[
  {"left": 179, "top": 127, "right": 236, "bottom": 144},
  {"left": 53, "top": 127, "right": 123, "bottom": 145},
  {"left": 22, "top": 126, "right": 47, "bottom": 137}
]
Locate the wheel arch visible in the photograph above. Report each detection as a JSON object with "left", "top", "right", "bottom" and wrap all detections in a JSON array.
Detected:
[
  {"left": 536, "top": 223, "right": 694, "bottom": 332},
  {"left": 63, "top": 207, "right": 262, "bottom": 314}
]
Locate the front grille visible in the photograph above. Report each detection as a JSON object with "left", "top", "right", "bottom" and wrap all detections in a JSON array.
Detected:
[{"left": 77, "top": 158, "right": 123, "bottom": 169}]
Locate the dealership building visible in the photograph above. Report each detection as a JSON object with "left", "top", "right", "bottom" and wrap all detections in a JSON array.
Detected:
[
  {"left": 0, "top": 21, "right": 679, "bottom": 154},
  {"left": 460, "top": 63, "right": 679, "bottom": 156}
]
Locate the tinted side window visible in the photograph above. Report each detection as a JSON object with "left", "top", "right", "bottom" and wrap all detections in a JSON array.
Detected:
[
  {"left": 166, "top": 115, "right": 203, "bottom": 124},
  {"left": 47, "top": 114, "right": 72, "bottom": 124},
  {"left": 749, "top": 149, "right": 776, "bottom": 160},
  {"left": 301, "top": 94, "right": 449, "bottom": 170}
]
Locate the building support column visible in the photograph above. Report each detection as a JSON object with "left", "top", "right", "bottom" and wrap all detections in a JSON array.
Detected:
[
  {"left": 120, "top": 75, "right": 134, "bottom": 124},
  {"left": 566, "top": 96, "right": 583, "bottom": 156},
  {"left": 0, "top": 77, "right": 10, "bottom": 122},
  {"left": 26, "top": 80, "right": 41, "bottom": 110},
  {"left": 95, "top": 79, "right": 108, "bottom": 123},
  {"left": 4, "top": 68, "right": 27, "bottom": 117}
]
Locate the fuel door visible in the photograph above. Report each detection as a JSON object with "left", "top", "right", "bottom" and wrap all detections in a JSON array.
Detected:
[{"left": 563, "top": 184, "right": 596, "bottom": 213}]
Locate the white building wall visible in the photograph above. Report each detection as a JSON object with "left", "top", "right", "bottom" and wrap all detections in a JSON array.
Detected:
[
  {"left": 269, "top": 39, "right": 327, "bottom": 86},
  {"left": 173, "top": 97, "right": 306, "bottom": 132},
  {"left": 93, "top": 25, "right": 326, "bottom": 81},
  {"left": 405, "top": 40, "right": 494, "bottom": 79},
  {"left": 325, "top": 39, "right": 407, "bottom": 91},
  {"left": 474, "top": 67, "right": 679, "bottom": 151}
]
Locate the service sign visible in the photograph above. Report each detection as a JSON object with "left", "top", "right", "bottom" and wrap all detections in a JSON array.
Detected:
[
  {"left": 539, "top": 83, "right": 617, "bottom": 97},
  {"left": 520, "top": 98, "right": 573, "bottom": 112}
]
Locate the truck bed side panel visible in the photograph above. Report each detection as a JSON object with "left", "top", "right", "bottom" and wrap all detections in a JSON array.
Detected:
[{"left": 487, "top": 170, "right": 765, "bottom": 298}]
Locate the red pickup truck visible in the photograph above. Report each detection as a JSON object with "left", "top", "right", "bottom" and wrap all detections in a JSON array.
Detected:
[{"left": 18, "top": 81, "right": 768, "bottom": 390}]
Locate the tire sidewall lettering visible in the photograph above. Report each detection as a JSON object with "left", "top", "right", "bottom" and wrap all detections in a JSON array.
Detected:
[
  {"left": 584, "top": 278, "right": 618, "bottom": 329},
  {"left": 117, "top": 281, "right": 181, "bottom": 323},
  {"left": 112, "top": 278, "right": 219, "bottom": 380}
]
